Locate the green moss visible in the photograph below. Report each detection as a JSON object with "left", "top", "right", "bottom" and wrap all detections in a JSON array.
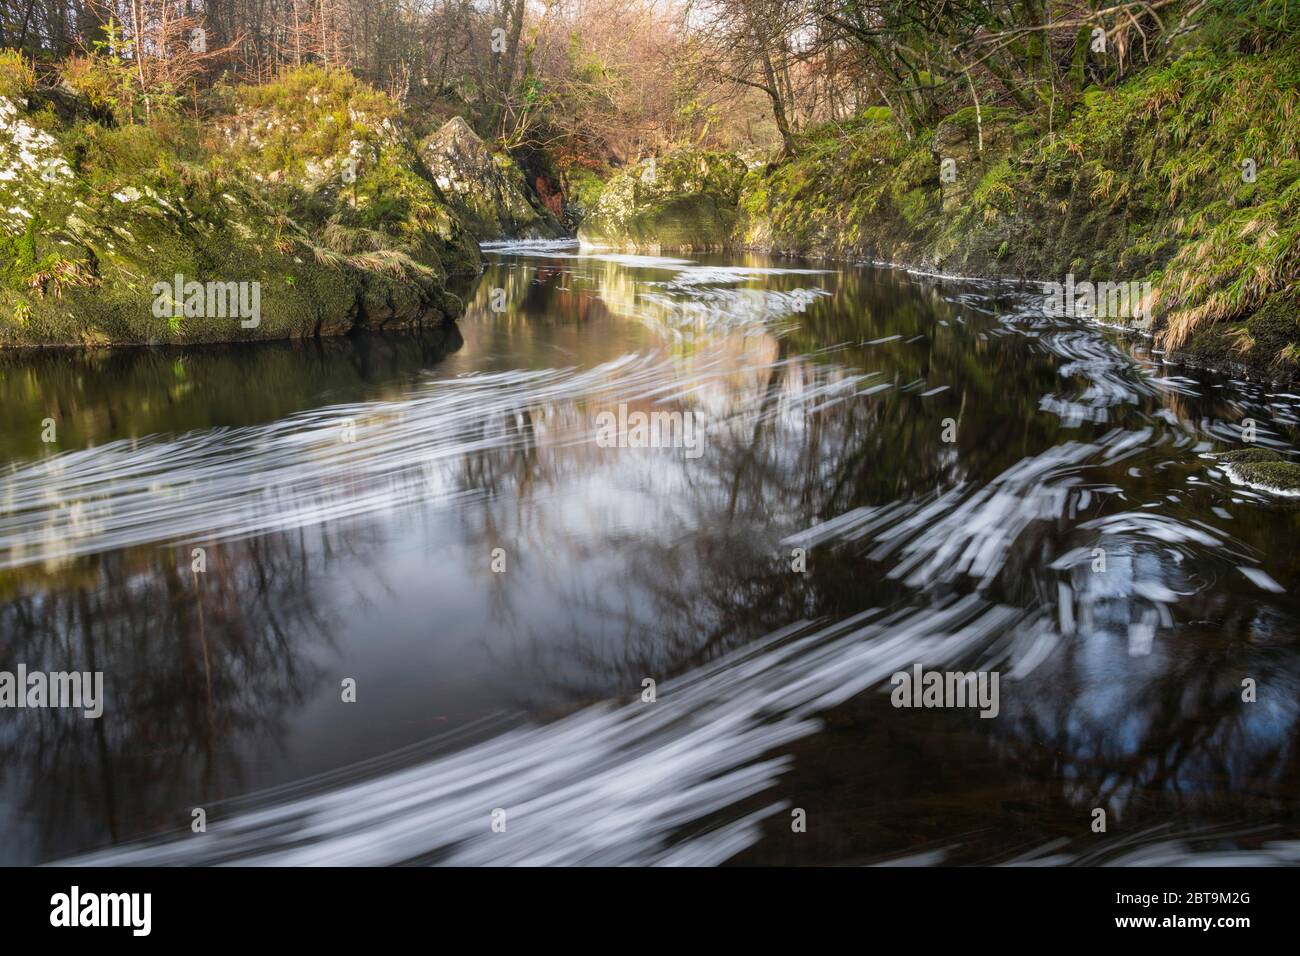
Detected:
[
  {"left": 1179, "top": 288, "right": 1300, "bottom": 378},
  {"left": 1, "top": 64, "right": 472, "bottom": 347},
  {"left": 1229, "top": 460, "right": 1300, "bottom": 491},
  {"left": 226, "top": 66, "right": 400, "bottom": 178},
  {"left": 1218, "top": 448, "right": 1283, "bottom": 463},
  {"left": 565, "top": 165, "right": 610, "bottom": 218},
  {"left": 0, "top": 217, "right": 41, "bottom": 287},
  {"left": 938, "top": 105, "right": 1020, "bottom": 139}
]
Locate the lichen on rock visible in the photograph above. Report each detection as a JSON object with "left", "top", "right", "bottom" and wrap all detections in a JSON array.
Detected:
[{"left": 420, "top": 116, "right": 563, "bottom": 241}]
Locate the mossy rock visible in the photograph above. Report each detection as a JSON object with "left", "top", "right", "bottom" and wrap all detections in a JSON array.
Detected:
[
  {"left": 1177, "top": 288, "right": 1300, "bottom": 380},
  {"left": 581, "top": 193, "right": 736, "bottom": 251},
  {"left": 1227, "top": 460, "right": 1300, "bottom": 493},
  {"left": 1, "top": 67, "right": 470, "bottom": 347},
  {"left": 420, "top": 117, "right": 563, "bottom": 240},
  {"left": 1218, "top": 448, "right": 1283, "bottom": 464},
  {"left": 578, "top": 148, "right": 747, "bottom": 251},
  {"left": 932, "top": 106, "right": 1019, "bottom": 160},
  {"left": 217, "top": 66, "right": 481, "bottom": 280}
]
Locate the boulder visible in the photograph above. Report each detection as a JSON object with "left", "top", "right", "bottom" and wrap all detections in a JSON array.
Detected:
[
  {"left": 576, "top": 149, "right": 748, "bottom": 252},
  {"left": 421, "top": 117, "right": 563, "bottom": 240}
]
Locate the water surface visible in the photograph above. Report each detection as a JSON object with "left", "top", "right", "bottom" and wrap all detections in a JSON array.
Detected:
[{"left": 3, "top": 242, "right": 1299, "bottom": 865}]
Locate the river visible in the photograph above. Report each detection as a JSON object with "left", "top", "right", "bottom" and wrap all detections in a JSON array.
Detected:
[{"left": 2, "top": 240, "right": 1298, "bottom": 865}]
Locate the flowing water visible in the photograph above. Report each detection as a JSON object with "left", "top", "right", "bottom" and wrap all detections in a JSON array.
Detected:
[{"left": 2, "top": 241, "right": 1299, "bottom": 866}]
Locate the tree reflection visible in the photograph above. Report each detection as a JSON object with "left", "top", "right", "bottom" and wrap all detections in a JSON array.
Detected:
[
  {"left": 430, "top": 254, "right": 1300, "bottom": 861},
  {"left": 0, "top": 525, "right": 381, "bottom": 862},
  {"left": 4, "top": 250, "right": 1299, "bottom": 864}
]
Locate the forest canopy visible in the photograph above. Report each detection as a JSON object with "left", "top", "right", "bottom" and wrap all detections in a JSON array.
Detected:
[{"left": 3, "top": 0, "right": 1291, "bottom": 171}]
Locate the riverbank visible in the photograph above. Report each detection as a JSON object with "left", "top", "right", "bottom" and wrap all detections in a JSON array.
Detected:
[
  {"left": 0, "top": 56, "right": 561, "bottom": 348},
  {"left": 577, "top": 42, "right": 1300, "bottom": 383},
  {"left": 6, "top": 26, "right": 1296, "bottom": 371}
]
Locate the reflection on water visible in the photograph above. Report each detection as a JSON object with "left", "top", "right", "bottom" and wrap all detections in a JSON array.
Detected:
[{"left": 2, "top": 243, "right": 1300, "bottom": 865}]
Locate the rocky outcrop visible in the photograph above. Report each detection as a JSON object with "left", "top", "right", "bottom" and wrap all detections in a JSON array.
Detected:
[
  {"left": 217, "top": 66, "right": 481, "bottom": 285},
  {"left": 420, "top": 117, "right": 563, "bottom": 240},
  {"left": 929, "top": 107, "right": 1018, "bottom": 217},
  {"left": 0, "top": 63, "right": 476, "bottom": 347},
  {"left": 577, "top": 150, "right": 748, "bottom": 252}
]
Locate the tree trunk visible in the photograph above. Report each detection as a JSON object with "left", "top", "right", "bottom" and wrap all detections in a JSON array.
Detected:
[{"left": 760, "top": 47, "right": 797, "bottom": 158}]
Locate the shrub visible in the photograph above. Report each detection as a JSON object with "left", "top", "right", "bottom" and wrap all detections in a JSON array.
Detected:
[{"left": 0, "top": 49, "right": 36, "bottom": 101}]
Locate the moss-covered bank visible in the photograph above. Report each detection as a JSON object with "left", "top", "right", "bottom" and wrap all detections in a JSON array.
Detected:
[
  {"left": 579, "top": 44, "right": 1300, "bottom": 381},
  {"left": 0, "top": 59, "right": 481, "bottom": 347}
]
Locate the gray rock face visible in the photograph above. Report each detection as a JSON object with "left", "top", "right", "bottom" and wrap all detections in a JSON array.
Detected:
[
  {"left": 576, "top": 150, "right": 748, "bottom": 252},
  {"left": 421, "top": 117, "right": 563, "bottom": 240}
]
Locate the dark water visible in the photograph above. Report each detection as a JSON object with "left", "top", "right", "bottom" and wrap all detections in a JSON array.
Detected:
[{"left": 2, "top": 241, "right": 1300, "bottom": 865}]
